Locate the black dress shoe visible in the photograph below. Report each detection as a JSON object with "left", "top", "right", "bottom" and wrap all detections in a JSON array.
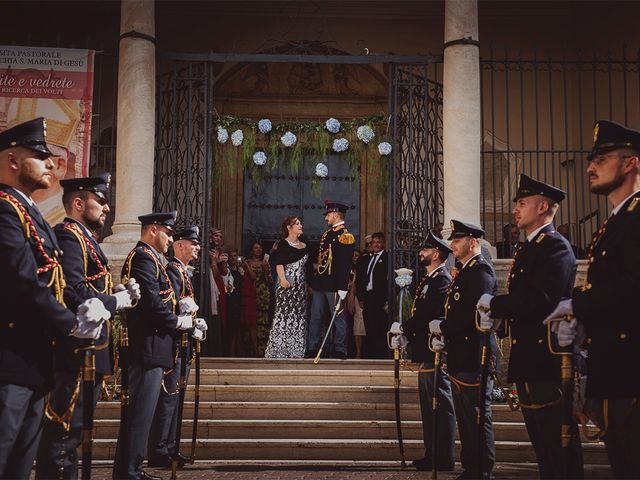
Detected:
[
  {"left": 412, "top": 457, "right": 432, "bottom": 470},
  {"left": 334, "top": 351, "right": 347, "bottom": 360},
  {"left": 146, "top": 457, "right": 171, "bottom": 468},
  {"left": 174, "top": 452, "right": 190, "bottom": 467},
  {"left": 412, "top": 457, "right": 454, "bottom": 472},
  {"left": 141, "top": 471, "right": 163, "bottom": 480}
]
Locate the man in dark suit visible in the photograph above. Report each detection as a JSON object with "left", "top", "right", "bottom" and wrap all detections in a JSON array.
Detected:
[
  {"left": 0, "top": 119, "right": 107, "bottom": 479},
  {"left": 356, "top": 232, "right": 388, "bottom": 358},
  {"left": 430, "top": 220, "right": 497, "bottom": 480},
  {"left": 112, "top": 211, "right": 194, "bottom": 480},
  {"left": 36, "top": 175, "right": 140, "bottom": 479},
  {"left": 478, "top": 174, "right": 583, "bottom": 479},
  {"left": 495, "top": 223, "right": 523, "bottom": 259},
  {"left": 148, "top": 226, "right": 206, "bottom": 468},
  {"left": 546, "top": 120, "right": 640, "bottom": 478},
  {"left": 307, "top": 201, "right": 355, "bottom": 359},
  {"left": 397, "top": 231, "right": 455, "bottom": 471}
]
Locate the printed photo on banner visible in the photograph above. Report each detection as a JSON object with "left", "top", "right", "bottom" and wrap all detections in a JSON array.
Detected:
[{"left": 0, "top": 45, "right": 95, "bottom": 224}]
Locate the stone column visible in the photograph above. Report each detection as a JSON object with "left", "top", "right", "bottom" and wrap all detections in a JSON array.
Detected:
[
  {"left": 442, "top": 0, "right": 481, "bottom": 227},
  {"left": 102, "top": 0, "right": 155, "bottom": 271}
]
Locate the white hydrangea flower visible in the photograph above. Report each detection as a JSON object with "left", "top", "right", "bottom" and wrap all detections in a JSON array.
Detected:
[
  {"left": 325, "top": 118, "right": 341, "bottom": 134},
  {"left": 253, "top": 151, "right": 267, "bottom": 166},
  {"left": 281, "top": 131, "right": 297, "bottom": 147},
  {"left": 356, "top": 125, "right": 375, "bottom": 144},
  {"left": 332, "top": 138, "right": 349, "bottom": 153},
  {"left": 395, "top": 274, "right": 413, "bottom": 288},
  {"left": 231, "top": 129, "right": 244, "bottom": 146},
  {"left": 378, "top": 141, "right": 392, "bottom": 156},
  {"left": 217, "top": 127, "right": 229, "bottom": 144},
  {"left": 258, "top": 119, "right": 272, "bottom": 134},
  {"left": 315, "top": 162, "right": 328, "bottom": 178}
]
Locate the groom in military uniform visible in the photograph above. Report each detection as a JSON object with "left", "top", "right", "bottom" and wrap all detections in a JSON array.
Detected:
[{"left": 307, "top": 201, "right": 355, "bottom": 359}]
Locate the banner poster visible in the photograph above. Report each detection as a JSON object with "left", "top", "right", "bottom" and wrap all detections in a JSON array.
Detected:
[{"left": 0, "top": 45, "right": 95, "bottom": 224}]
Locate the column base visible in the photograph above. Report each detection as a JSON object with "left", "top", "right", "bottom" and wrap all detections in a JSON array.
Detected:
[{"left": 101, "top": 222, "right": 141, "bottom": 280}]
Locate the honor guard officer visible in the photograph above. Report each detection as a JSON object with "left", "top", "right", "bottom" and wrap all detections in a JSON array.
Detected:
[
  {"left": 430, "top": 220, "right": 497, "bottom": 480},
  {"left": 307, "top": 201, "right": 356, "bottom": 359},
  {"left": 546, "top": 120, "right": 640, "bottom": 479},
  {"left": 0, "top": 118, "right": 108, "bottom": 479},
  {"left": 477, "top": 174, "right": 583, "bottom": 479},
  {"left": 35, "top": 175, "right": 141, "bottom": 479},
  {"left": 148, "top": 225, "right": 207, "bottom": 468},
  {"left": 112, "top": 212, "right": 194, "bottom": 480},
  {"left": 394, "top": 231, "right": 456, "bottom": 472}
]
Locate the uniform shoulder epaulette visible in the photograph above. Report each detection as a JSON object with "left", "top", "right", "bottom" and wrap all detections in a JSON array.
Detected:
[
  {"left": 339, "top": 232, "right": 355, "bottom": 245},
  {"left": 626, "top": 196, "right": 640, "bottom": 213},
  {"left": 467, "top": 258, "right": 477, "bottom": 268},
  {"left": 535, "top": 232, "right": 546, "bottom": 244}
]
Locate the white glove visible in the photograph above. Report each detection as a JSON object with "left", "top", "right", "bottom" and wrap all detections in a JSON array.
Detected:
[
  {"left": 191, "top": 328, "right": 204, "bottom": 341},
  {"left": 556, "top": 318, "right": 578, "bottom": 347},
  {"left": 111, "top": 289, "right": 133, "bottom": 310},
  {"left": 389, "top": 322, "right": 403, "bottom": 335},
  {"left": 337, "top": 290, "right": 347, "bottom": 300},
  {"left": 176, "top": 314, "right": 193, "bottom": 330},
  {"left": 543, "top": 299, "right": 574, "bottom": 325},
  {"left": 71, "top": 321, "right": 104, "bottom": 340},
  {"left": 431, "top": 336, "right": 445, "bottom": 352},
  {"left": 194, "top": 318, "right": 208, "bottom": 331},
  {"left": 476, "top": 293, "right": 493, "bottom": 313},
  {"left": 390, "top": 334, "right": 408, "bottom": 350},
  {"left": 179, "top": 297, "right": 199, "bottom": 315},
  {"left": 429, "top": 319, "right": 442, "bottom": 335},
  {"left": 126, "top": 277, "right": 141, "bottom": 301},
  {"left": 76, "top": 298, "right": 111, "bottom": 324},
  {"left": 479, "top": 311, "right": 494, "bottom": 331},
  {"left": 555, "top": 318, "right": 587, "bottom": 347}
]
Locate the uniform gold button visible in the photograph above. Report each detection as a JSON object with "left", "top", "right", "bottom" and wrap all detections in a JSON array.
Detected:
[
  {"left": 520, "top": 268, "right": 524, "bottom": 273},
  {"left": 586, "top": 337, "right": 592, "bottom": 344},
  {"left": 512, "top": 339, "right": 517, "bottom": 345},
  {"left": 620, "top": 333, "right": 627, "bottom": 340},
  {"left": 601, "top": 250, "right": 606, "bottom": 256},
  {"left": 538, "top": 339, "right": 543, "bottom": 344},
  {"left": 464, "top": 336, "right": 469, "bottom": 340},
  {"left": 8, "top": 322, "right": 15, "bottom": 328}
]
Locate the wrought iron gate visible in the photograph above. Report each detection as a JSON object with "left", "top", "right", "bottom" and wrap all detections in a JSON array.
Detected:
[
  {"left": 388, "top": 63, "right": 444, "bottom": 318},
  {"left": 154, "top": 60, "right": 215, "bottom": 349}
]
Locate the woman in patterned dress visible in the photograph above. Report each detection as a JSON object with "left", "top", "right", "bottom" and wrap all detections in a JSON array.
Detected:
[
  {"left": 264, "top": 216, "right": 309, "bottom": 358},
  {"left": 245, "top": 241, "right": 272, "bottom": 356}
]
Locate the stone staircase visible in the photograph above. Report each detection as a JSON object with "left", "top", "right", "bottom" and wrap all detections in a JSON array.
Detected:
[{"left": 93, "top": 358, "right": 607, "bottom": 465}]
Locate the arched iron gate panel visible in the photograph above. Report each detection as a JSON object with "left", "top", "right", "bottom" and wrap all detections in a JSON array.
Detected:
[
  {"left": 388, "top": 64, "right": 443, "bottom": 321},
  {"left": 154, "top": 60, "right": 215, "bottom": 351}
]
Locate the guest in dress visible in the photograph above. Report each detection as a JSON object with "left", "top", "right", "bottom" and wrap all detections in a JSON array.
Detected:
[
  {"left": 246, "top": 241, "right": 272, "bottom": 356},
  {"left": 265, "top": 216, "right": 309, "bottom": 358}
]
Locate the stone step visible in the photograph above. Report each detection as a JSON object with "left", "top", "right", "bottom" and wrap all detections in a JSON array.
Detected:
[
  {"left": 92, "top": 418, "right": 600, "bottom": 443},
  {"left": 175, "top": 384, "right": 419, "bottom": 403},
  {"left": 91, "top": 438, "right": 607, "bottom": 464},
  {"left": 199, "top": 358, "right": 410, "bottom": 371},
  {"left": 94, "top": 401, "right": 524, "bottom": 422},
  {"left": 196, "top": 369, "right": 419, "bottom": 386}
]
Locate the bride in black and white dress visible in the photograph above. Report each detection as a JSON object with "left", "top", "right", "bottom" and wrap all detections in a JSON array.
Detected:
[{"left": 264, "top": 216, "right": 308, "bottom": 358}]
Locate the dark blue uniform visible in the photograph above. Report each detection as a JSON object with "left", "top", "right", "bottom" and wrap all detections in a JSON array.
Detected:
[
  {"left": 0, "top": 185, "right": 77, "bottom": 479},
  {"left": 113, "top": 241, "right": 179, "bottom": 480},
  {"left": 148, "top": 257, "right": 194, "bottom": 467},
  {"left": 490, "top": 225, "right": 583, "bottom": 479},
  {"left": 308, "top": 223, "right": 355, "bottom": 356},
  {"left": 573, "top": 191, "right": 640, "bottom": 478},
  {"left": 440, "top": 254, "right": 497, "bottom": 479},
  {"left": 402, "top": 265, "right": 456, "bottom": 470},
  {"left": 36, "top": 218, "right": 118, "bottom": 479}
]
